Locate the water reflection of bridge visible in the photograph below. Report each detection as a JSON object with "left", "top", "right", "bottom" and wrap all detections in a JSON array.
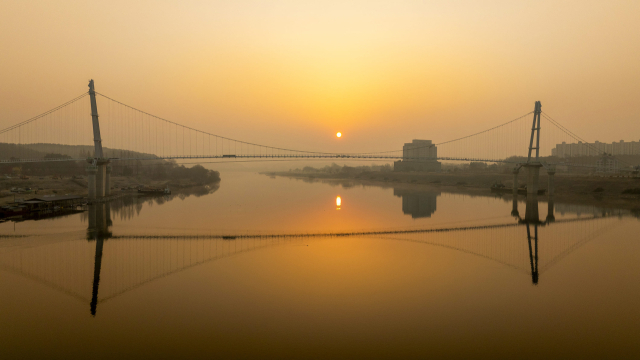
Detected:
[
  {"left": 0, "top": 197, "right": 625, "bottom": 317},
  {"left": 80, "top": 184, "right": 219, "bottom": 223}
]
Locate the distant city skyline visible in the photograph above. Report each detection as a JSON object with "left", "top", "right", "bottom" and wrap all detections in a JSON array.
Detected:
[{"left": 553, "top": 139, "right": 640, "bottom": 157}]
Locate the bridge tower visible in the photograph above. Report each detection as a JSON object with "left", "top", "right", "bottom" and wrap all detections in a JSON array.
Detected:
[
  {"left": 86, "top": 80, "right": 111, "bottom": 201},
  {"left": 523, "top": 101, "right": 543, "bottom": 196},
  {"left": 512, "top": 101, "right": 556, "bottom": 202}
]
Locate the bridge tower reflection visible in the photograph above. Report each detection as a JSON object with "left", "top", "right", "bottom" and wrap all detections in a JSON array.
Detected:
[
  {"left": 515, "top": 193, "right": 554, "bottom": 285},
  {"left": 87, "top": 203, "right": 112, "bottom": 316},
  {"left": 526, "top": 223, "right": 539, "bottom": 284}
]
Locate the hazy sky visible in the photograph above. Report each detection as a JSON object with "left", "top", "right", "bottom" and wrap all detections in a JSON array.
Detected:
[{"left": 1, "top": 0, "right": 639, "bottom": 153}]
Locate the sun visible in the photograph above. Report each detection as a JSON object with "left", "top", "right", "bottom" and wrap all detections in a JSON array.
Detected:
[{"left": 336, "top": 132, "right": 342, "bottom": 138}]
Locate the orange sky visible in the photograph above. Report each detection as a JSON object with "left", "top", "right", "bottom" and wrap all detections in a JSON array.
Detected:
[{"left": 1, "top": 0, "right": 639, "bottom": 153}]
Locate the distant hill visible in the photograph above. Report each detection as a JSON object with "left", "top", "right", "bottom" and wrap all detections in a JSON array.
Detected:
[
  {"left": 0, "top": 142, "right": 220, "bottom": 186},
  {"left": 0, "top": 143, "right": 157, "bottom": 161}
]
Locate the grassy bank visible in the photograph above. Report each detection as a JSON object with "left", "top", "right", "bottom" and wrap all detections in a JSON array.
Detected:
[{"left": 0, "top": 172, "right": 221, "bottom": 205}]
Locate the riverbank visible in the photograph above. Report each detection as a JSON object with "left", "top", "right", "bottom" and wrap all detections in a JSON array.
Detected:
[
  {"left": 0, "top": 175, "right": 221, "bottom": 205},
  {"left": 264, "top": 171, "right": 640, "bottom": 212}
]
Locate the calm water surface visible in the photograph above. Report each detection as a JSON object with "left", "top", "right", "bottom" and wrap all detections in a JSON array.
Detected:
[{"left": 1, "top": 171, "right": 639, "bottom": 359}]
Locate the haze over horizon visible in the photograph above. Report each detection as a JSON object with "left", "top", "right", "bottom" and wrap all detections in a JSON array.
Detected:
[{"left": 1, "top": 0, "right": 639, "bottom": 155}]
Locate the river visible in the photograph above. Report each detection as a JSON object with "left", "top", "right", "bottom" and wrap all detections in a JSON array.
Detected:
[{"left": 1, "top": 171, "right": 639, "bottom": 359}]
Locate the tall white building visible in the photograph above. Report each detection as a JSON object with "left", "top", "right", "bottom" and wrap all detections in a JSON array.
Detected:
[
  {"left": 402, "top": 140, "right": 437, "bottom": 160},
  {"left": 552, "top": 140, "right": 640, "bottom": 157},
  {"left": 394, "top": 139, "right": 441, "bottom": 172}
]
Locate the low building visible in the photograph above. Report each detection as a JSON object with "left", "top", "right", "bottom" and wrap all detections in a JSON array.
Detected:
[
  {"left": 596, "top": 155, "right": 619, "bottom": 173},
  {"left": 1, "top": 195, "right": 84, "bottom": 217},
  {"left": 394, "top": 139, "right": 441, "bottom": 172},
  {"left": 17, "top": 195, "right": 84, "bottom": 211}
]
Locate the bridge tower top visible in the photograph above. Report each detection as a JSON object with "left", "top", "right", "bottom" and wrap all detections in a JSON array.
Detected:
[
  {"left": 527, "top": 101, "right": 542, "bottom": 163},
  {"left": 88, "top": 80, "right": 104, "bottom": 159}
]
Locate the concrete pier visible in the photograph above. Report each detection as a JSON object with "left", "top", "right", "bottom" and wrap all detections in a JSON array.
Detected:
[
  {"left": 105, "top": 165, "right": 112, "bottom": 196},
  {"left": 511, "top": 168, "right": 520, "bottom": 216},
  {"left": 96, "top": 164, "right": 106, "bottom": 198},
  {"left": 547, "top": 166, "right": 556, "bottom": 197},
  {"left": 87, "top": 198, "right": 96, "bottom": 229},
  {"left": 525, "top": 164, "right": 542, "bottom": 195},
  {"left": 86, "top": 165, "right": 98, "bottom": 201},
  {"left": 546, "top": 167, "right": 556, "bottom": 222},
  {"left": 512, "top": 169, "right": 519, "bottom": 198},
  {"left": 87, "top": 160, "right": 111, "bottom": 200}
]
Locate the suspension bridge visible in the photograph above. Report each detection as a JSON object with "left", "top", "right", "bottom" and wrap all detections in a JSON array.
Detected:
[{"left": 0, "top": 80, "right": 628, "bottom": 200}]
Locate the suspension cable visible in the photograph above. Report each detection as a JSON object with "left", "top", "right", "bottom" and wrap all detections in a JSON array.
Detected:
[{"left": 0, "top": 93, "right": 88, "bottom": 135}]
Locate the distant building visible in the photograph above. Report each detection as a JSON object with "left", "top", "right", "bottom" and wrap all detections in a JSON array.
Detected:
[
  {"left": 596, "top": 155, "right": 619, "bottom": 173},
  {"left": 552, "top": 140, "right": 640, "bottom": 158},
  {"left": 394, "top": 139, "right": 441, "bottom": 172}
]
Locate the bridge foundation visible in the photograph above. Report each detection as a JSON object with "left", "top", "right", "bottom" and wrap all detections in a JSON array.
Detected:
[
  {"left": 547, "top": 167, "right": 556, "bottom": 197},
  {"left": 512, "top": 169, "right": 519, "bottom": 198},
  {"left": 105, "top": 165, "right": 112, "bottom": 196},
  {"left": 511, "top": 168, "right": 520, "bottom": 216},
  {"left": 546, "top": 167, "right": 556, "bottom": 222},
  {"left": 87, "top": 160, "right": 110, "bottom": 200},
  {"left": 96, "top": 164, "right": 106, "bottom": 198},
  {"left": 524, "top": 163, "right": 542, "bottom": 196},
  {"left": 86, "top": 165, "right": 97, "bottom": 201}
]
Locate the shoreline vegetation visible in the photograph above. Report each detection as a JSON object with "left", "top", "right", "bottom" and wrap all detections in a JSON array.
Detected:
[
  {"left": 0, "top": 167, "right": 221, "bottom": 205},
  {"left": 263, "top": 163, "right": 640, "bottom": 213},
  {"left": 0, "top": 144, "right": 220, "bottom": 205}
]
